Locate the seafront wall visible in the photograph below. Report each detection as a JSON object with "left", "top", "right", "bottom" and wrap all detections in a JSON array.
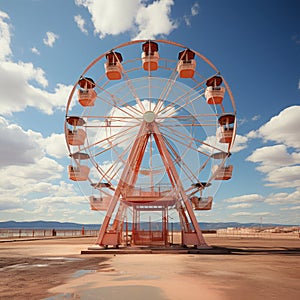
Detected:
[
  {"left": 1, "top": 228, "right": 299, "bottom": 241},
  {"left": 0, "top": 228, "right": 98, "bottom": 239}
]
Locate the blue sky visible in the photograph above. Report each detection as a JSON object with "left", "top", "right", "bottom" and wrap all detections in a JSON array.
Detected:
[{"left": 0, "top": 0, "right": 299, "bottom": 225}]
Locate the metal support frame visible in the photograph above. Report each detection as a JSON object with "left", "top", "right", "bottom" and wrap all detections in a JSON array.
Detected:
[{"left": 95, "top": 120, "right": 207, "bottom": 248}]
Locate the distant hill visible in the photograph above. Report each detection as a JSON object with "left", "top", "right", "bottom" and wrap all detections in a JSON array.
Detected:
[
  {"left": 0, "top": 220, "right": 99, "bottom": 230},
  {"left": 0, "top": 220, "right": 296, "bottom": 230}
]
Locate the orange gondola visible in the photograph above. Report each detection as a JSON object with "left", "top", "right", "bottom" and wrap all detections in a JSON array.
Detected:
[
  {"left": 77, "top": 77, "right": 97, "bottom": 107},
  {"left": 105, "top": 51, "right": 123, "bottom": 80},
  {"left": 177, "top": 49, "right": 196, "bottom": 78},
  {"left": 217, "top": 114, "right": 235, "bottom": 143},
  {"left": 205, "top": 75, "right": 225, "bottom": 105},
  {"left": 141, "top": 41, "right": 159, "bottom": 71}
]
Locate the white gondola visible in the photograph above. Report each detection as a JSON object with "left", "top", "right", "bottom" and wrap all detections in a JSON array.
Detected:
[
  {"left": 212, "top": 164, "right": 233, "bottom": 180},
  {"left": 66, "top": 129, "right": 86, "bottom": 146},
  {"left": 191, "top": 196, "right": 213, "bottom": 210},
  {"left": 89, "top": 196, "right": 111, "bottom": 211},
  {"left": 68, "top": 152, "right": 90, "bottom": 181}
]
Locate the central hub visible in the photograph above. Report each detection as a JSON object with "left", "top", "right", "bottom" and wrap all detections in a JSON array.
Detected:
[{"left": 143, "top": 111, "right": 156, "bottom": 123}]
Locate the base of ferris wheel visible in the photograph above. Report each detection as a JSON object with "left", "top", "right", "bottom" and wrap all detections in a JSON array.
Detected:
[
  {"left": 82, "top": 216, "right": 230, "bottom": 255},
  {"left": 81, "top": 186, "right": 228, "bottom": 254},
  {"left": 82, "top": 245, "right": 231, "bottom": 255}
]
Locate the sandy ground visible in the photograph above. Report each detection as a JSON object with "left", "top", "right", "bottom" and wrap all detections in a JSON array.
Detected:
[{"left": 0, "top": 236, "right": 299, "bottom": 300}]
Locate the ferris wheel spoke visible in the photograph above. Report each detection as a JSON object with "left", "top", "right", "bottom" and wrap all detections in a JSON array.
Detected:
[
  {"left": 156, "top": 113, "right": 218, "bottom": 119},
  {"left": 160, "top": 129, "right": 209, "bottom": 157},
  {"left": 98, "top": 141, "right": 132, "bottom": 184},
  {"left": 160, "top": 123, "right": 225, "bottom": 153},
  {"left": 95, "top": 82, "right": 143, "bottom": 117},
  {"left": 158, "top": 122, "right": 216, "bottom": 127},
  {"left": 157, "top": 69, "right": 220, "bottom": 118},
  {"left": 160, "top": 90, "right": 205, "bottom": 119},
  {"left": 84, "top": 118, "right": 141, "bottom": 128},
  {"left": 92, "top": 130, "right": 138, "bottom": 157},
  {"left": 80, "top": 124, "right": 138, "bottom": 153},
  {"left": 83, "top": 115, "right": 143, "bottom": 126},
  {"left": 149, "top": 134, "right": 154, "bottom": 187},
  {"left": 103, "top": 95, "right": 143, "bottom": 120},
  {"left": 163, "top": 136, "right": 199, "bottom": 183},
  {"left": 159, "top": 126, "right": 219, "bottom": 158},
  {"left": 153, "top": 66, "right": 179, "bottom": 114},
  {"left": 164, "top": 132, "right": 214, "bottom": 183},
  {"left": 121, "top": 68, "right": 146, "bottom": 113},
  {"left": 156, "top": 79, "right": 206, "bottom": 116},
  {"left": 106, "top": 145, "right": 131, "bottom": 183},
  {"left": 156, "top": 114, "right": 217, "bottom": 127}
]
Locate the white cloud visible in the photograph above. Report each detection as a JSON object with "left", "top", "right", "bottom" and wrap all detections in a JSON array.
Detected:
[
  {"left": 184, "top": 2, "right": 199, "bottom": 26},
  {"left": 224, "top": 194, "right": 264, "bottom": 203},
  {"left": 232, "top": 211, "right": 272, "bottom": 217},
  {"left": 0, "top": 10, "right": 12, "bottom": 61},
  {"left": 76, "top": 0, "right": 139, "bottom": 38},
  {"left": 191, "top": 2, "right": 200, "bottom": 16},
  {"left": 228, "top": 203, "right": 253, "bottom": 209},
  {"left": 134, "top": 0, "right": 177, "bottom": 40},
  {"left": 75, "top": 0, "right": 177, "bottom": 40},
  {"left": 0, "top": 60, "right": 73, "bottom": 115},
  {"left": 0, "top": 117, "right": 67, "bottom": 181},
  {"left": 31, "top": 47, "right": 40, "bottom": 55},
  {"left": 251, "top": 115, "right": 260, "bottom": 121},
  {"left": 0, "top": 180, "right": 86, "bottom": 221},
  {"left": 183, "top": 16, "right": 191, "bottom": 27},
  {"left": 247, "top": 106, "right": 300, "bottom": 189},
  {"left": 40, "top": 133, "right": 68, "bottom": 159},
  {"left": 0, "top": 15, "right": 73, "bottom": 115},
  {"left": 200, "top": 134, "right": 248, "bottom": 154},
  {"left": 264, "top": 190, "right": 300, "bottom": 205},
  {"left": 225, "top": 190, "right": 300, "bottom": 208},
  {"left": 231, "top": 134, "right": 248, "bottom": 152},
  {"left": 30, "top": 195, "right": 85, "bottom": 206},
  {"left": 248, "top": 106, "right": 300, "bottom": 149},
  {"left": 247, "top": 144, "right": 300, "bottom": 173},
  {"left": 0, "top": 197, "right": 22, "bottom": 211},
  {"left": 280, "top": 206, "right": 300, "bottom": 211},
  {"left": 74, "top": 14, "right": 88, "bottom": 35},
  {"left": 0, "top": 153, "right": 67, "bottom": 211},
  {"left": 43, "top": 31, "right": 59, "bottom": 47},
  {"left": 264, "top": 165, "right": 300, "bottom": 188},
  {"left": 0, "top": 117, "right": 44, "bottom": 168},
  {"left": 6, "top": 157, "right": 63, "bottom": 182}
]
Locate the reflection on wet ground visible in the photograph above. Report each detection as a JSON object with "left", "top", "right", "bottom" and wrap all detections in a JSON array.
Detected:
[
  {"left": 45, "top": 285, "right": 168, "bottom": 300},
  {"left": 113, "top": 274, "right": 161, "bottom": 281},
  {"left": 0, "top": 253, "right": 109, "bottom": 299},
  {"left": 71, "top": 269, "right": 96, "bottom": 278},
  {"left": 0, "top": 257, "right": 83, "bottom": 271}
]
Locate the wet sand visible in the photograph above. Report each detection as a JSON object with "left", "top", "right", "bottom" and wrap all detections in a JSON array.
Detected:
[{"left": 0, "top": 236, "right": 299, "bottom": 299}]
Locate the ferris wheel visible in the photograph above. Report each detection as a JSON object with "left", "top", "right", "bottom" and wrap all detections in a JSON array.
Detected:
[{"left": 65, "top": 40, "right": 236, "bottom": 248}]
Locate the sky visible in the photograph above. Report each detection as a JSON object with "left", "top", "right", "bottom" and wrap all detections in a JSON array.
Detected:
[{"left": 0, "top": 0, "right": 299, "bottom": 225}]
